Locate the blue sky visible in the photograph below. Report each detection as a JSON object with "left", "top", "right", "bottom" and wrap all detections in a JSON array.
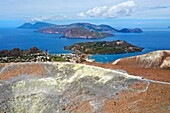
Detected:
[
  {"left": 0, "top": 0, "right": 170, "bottom": 20},
  {"left": 0, "top": 0, "right": 170, "bottom": 27}
]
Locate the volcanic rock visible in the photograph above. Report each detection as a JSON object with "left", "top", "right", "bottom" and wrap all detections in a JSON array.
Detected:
[
  {"left": 0, "top": 62, "right": 169, "bottom": 113},
  {"left": 112, "top": 50, "right": 170, "bottom": 69}
]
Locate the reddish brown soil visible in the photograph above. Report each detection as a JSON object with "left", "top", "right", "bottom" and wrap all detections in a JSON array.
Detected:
[
  {"left": 102, "top": 83, "right": 170, "bottom": 113},
  {"left": 67, "top": 83, "right": 170, "bottom": 113},
  {"left": 67, "top": 101, "right": 94, "bottom": 113},
  {"left": 130, "top": 81, "right": 148, "bottom": 91},
  {"left": 83, "top": 62, "right": 170, "bottom": 82},
  {"left": 0, "top": 63, "right": 45, "bottom": 80},
  {"left": 0, "top": 64, "right": 5, "bottom": 69}
]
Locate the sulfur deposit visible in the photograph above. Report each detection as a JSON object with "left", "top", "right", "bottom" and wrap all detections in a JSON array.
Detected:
[{"left": 0, "top": 62, "right": 169, "bottom": 113}]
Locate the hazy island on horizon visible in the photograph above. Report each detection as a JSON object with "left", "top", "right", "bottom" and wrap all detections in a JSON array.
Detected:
[{"left": 18, "top": 22, "right": 143, "bottom": 39}]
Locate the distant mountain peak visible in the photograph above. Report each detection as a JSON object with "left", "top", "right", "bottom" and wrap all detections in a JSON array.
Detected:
[{"left": 18, "top": 23, "right": 33, "bottom": 29}]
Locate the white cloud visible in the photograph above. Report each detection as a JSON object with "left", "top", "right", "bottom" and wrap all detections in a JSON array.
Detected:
[
  {"left": 30, "top": 16, "right": 51, "bottom": 22},
  {"left": 77, "top": 12, "right": 87, "bottom": 19},
  {"left": 77, "top": 0, "right": 137, "bottom": 18},
  {"left": 30, "top": 1, "right": 137, "bottom": 22},
  {"left": 28, "top": 15, "right": 73, "bottom": 22}
]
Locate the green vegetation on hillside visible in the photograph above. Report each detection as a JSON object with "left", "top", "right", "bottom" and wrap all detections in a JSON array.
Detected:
[{"left": 65, "top": 40, "right": 144, "bottom": 54}]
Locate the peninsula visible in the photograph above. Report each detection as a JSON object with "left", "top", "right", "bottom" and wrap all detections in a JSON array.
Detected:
[{"left": 64, "top": 40, "right": 144, "bottom": 54}]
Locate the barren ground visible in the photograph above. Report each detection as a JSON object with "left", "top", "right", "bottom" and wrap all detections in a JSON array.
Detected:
[{"left": 0, "top": 62, "right": 169, "bottom": 113}]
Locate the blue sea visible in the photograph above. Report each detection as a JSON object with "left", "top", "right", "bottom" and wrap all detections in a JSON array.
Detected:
[{"left": 0, "top": 27, "right": 170, "bottom": 63}]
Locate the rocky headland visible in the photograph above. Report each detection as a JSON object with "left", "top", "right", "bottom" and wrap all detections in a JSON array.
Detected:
[{"left": 64, "top": 40, "right": 144, "bottom": 54}]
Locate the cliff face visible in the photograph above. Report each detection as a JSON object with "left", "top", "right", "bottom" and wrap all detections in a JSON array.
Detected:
[
  {"left": 113, "top": 50, "right": 170, "bottom": 69},
  {"left": 0, "top": 62, "right": 169, "bottom": 113}
]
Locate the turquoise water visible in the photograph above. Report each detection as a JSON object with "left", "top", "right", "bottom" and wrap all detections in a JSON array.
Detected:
[{"left": 0, "top": 28, "right": 170, "bottom": 63}]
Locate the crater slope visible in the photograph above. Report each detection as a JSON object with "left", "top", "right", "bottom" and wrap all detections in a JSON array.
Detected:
[
  {"left": 0, "top": 62, "right": 169, "bottom": 113},
  {"left": 113, "top": 50, "right": 170, "bottom": 69}
]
